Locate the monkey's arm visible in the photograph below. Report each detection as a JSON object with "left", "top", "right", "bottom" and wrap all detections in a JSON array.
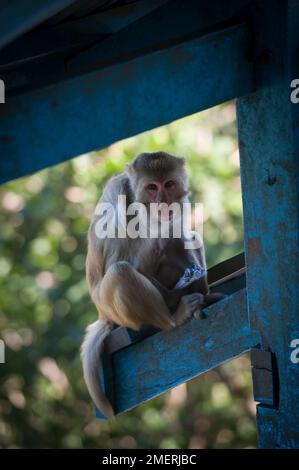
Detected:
[
  {"left": 167, "top": 233, "right": 225, "bottom": 309},
  {"left": 190, "top": 233, "right": 227, "bottom": 306},
  {"left": 141, "top": 274, "right": 184, "bottom": 310}
]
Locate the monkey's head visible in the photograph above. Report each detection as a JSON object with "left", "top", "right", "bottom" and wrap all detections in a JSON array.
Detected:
[{"left": 127, "top": 152, "right": 189, "bottom": 205}]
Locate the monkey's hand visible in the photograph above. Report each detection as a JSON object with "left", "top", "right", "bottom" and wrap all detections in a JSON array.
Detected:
[
  {"left": 174, "top": 293, "right": 206, "bottom": 326},
  {"left": 193, "top": 292, "right": 227, "bottom": 320}
]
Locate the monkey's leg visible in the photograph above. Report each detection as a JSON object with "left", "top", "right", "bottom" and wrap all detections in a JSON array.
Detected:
[
  {"left": 98, "top": 261, "right": 176, "bottom": 331},
  {"left": 98, "top": 262, "right": 203, "bottom": 331}
]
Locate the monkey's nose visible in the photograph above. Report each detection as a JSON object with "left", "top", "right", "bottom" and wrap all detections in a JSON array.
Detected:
[{"left": 158, "top": 190, "right": 167, "bottom": 203}]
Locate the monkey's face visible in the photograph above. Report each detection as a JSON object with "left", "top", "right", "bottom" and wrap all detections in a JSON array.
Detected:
[
  {"left": 130, "top": 172, "right": 187, "bottom": 205},
  {"left": 143, "top": 178, "right": 180, "bottom": 204},
  {"left": 127, "top": 152, "right": 189, "bottom": 206}
]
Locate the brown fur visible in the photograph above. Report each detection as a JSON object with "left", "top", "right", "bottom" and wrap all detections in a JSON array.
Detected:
[{"left": 81, "top": 152, "right": 219, "bottom": 417}]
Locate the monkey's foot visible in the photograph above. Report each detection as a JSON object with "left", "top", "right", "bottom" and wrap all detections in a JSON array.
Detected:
[{"left": 174, "top": 293, "right": 205, "bottom": 326}]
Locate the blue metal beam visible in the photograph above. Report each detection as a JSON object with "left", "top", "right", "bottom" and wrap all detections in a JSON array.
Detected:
[
  {"left": 0, "top": 23, "right": 253, "bottom": 184},
  {"left": 237, "top": 0, "right": 299, "bottom": 449},
  {"left": 0, "top": 0, "right": 251, "bottom": 95},
  {"left": 104, "top": 263, "right": 246, "bottom": 355},
  {"left": 0, "top": 0, "right": 168, "bottom": 73},
  {"left": 0, "top": 0, "right": 77, "bottom": 50},
  {"left": 97, "top": 289, "right": 261, "bottom": 418},
  {"left": 68, "top": 0, "right": 251, "bottom": 74}
]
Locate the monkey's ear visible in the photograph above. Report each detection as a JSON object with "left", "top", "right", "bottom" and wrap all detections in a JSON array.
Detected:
[
  {"left": 126, "top": 163, "right": 135, "bottom": 174},
  {"left": 177, "top": 156, "right": 186, "bottom": 165}
]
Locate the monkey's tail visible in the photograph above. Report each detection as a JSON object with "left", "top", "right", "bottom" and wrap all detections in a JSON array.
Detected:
[{"left": 81, "top": 319, "right": 115, "bottom": 419}]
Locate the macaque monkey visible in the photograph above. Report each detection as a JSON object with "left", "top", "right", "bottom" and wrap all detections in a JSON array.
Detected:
[{"left": 81, "top": 152, "right": 224, "bottom": 417}]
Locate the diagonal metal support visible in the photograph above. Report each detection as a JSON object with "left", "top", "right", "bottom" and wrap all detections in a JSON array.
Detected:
[{"left": 97, "top": 288, "right": 261, "bottom": 418}]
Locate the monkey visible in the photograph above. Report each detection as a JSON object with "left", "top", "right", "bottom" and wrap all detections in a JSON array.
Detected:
[{"left": 81, "top": 152, "right": 224, "bottom": 418}]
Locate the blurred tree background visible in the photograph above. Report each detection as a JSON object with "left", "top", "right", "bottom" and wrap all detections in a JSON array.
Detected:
[{"left": 0, "top": 101, "right": 257, "bottom": 449}]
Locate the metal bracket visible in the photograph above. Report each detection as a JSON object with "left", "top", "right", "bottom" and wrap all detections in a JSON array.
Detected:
[{"left": 251, "top": 348, "right": 279, "bottom": 407}]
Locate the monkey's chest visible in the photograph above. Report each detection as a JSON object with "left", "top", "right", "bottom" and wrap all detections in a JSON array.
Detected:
[
  {"left": 137, "top": 239, "right": 184, "bottom": 289},
  {"left": 152, "top": 240, "right": 164, "bottom": 259},
  {"left": 136, "top": 239, "right": 165, "bottom": 270}
]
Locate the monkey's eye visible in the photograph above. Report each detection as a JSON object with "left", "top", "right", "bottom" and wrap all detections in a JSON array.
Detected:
[
  {"left": 146, "top": 183, "right": 158, "bottom": 191},
  {"left": 164, "top": 180, "right": 175, "bottom": 188}
]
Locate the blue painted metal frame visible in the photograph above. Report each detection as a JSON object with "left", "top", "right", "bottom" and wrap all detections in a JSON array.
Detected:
[
  {"left": 0, "top": 1, "right": 168, "bottom": 80},
  {"left": 97, "top": 289, "right": 261, "bottom": 418},
  {"left": 237, "top": 0, "right": 299, "bottom": 449},
  {"left": 0, "top": 23, "right": 253, "bottom": 183},
  {"left": 1, "top": 0, "right": 299, "bottom": 448},
  {"left": 0, "top": 0, "right": 77, "bottom": 50},
  {"left": 0, "top": 0, "right": 251, "bottom": 96}
]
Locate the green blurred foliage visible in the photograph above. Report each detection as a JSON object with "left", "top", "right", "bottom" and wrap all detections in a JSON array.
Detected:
[{"left": 0, "top": 102, "right": 256, "bottom": 449}]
